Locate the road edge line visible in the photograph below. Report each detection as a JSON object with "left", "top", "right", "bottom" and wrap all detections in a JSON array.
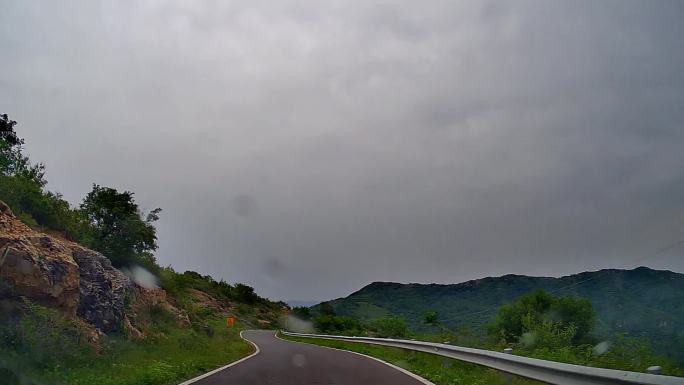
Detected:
[
  {"left": 275, "top": 332, "right": 435, "bottom": 385},
  {"left": 178, "top": 330, "right": 261, "bottom": 385}
]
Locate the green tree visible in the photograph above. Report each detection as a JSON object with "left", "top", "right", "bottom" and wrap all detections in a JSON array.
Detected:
[
  {"left": 234, "top": 283, "right": 260, "bottom": 304},
  {"left": 80, "top": 184, "right": 161, "bottom": 268},
  {"left": 319, "top": 301, "right": 336, "bottom": 316},
  {"left": 0, "top": 114, "right": 20, "bottom": 146},
  {"left": 313, "top": 315, "right": 362, "bottom": 334},
  {"left": 424, "top": 310, "right": 439, "bottom": 326},
  {"left": 0, "top": 114, "right": 81, "bottom": 235},
  {"left": 371, "top": 316, "right": 409, "bottom": 338},
  {"left": 488, "top": 289, "right": 595, "bottom": 345},
  {"left": 0, "top": 114, "right": 45, "bottom": 186},
  {"left": 292, "top": 306, "right": 311, "bottom": 320}
]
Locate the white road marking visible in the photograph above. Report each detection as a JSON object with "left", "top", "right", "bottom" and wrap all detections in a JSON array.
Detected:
[
  {"left": 178, "top": 330, "right": 261, "bottom": 385},
  {"left": 275, "top": 332, "right": 435, "bottom": 385}
]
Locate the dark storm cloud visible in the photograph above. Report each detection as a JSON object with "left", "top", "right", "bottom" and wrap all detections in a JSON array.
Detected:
[{"left": 1, "top": 0, "right": 683, "bottom": 301}]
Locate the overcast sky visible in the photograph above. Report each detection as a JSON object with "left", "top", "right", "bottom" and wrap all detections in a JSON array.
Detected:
[{"left": 1, "top": 0, "right": 683, "bottom": 301}]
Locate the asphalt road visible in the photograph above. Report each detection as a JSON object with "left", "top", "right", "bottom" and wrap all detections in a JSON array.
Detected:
[{"left": 191, "top": 330, "right": 429, "bottom": 385}]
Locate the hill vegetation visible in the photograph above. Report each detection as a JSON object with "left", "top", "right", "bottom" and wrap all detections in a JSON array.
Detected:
[
  {"left": 290, "top": 289, "right": 683, "bottom": 377},
  {"left": 311, "top": 267, "right": 684, "bottom": 366},
  {"left": 0, "top": 114, "right": 286, "bottom": 385}
]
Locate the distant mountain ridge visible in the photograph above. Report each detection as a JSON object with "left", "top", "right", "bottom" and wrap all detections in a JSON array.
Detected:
[
  {"left": 287, "top": 300, "right": 320, "bottom": 308},
  {"left": 319, "top": 267, "right": 684, "bottom": 363}
]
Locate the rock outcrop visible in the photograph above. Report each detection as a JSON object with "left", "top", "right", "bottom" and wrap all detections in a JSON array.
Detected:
[
  {"left": 0, "top": 200, "right": 186, "bottom": 336},
  {"left": 72, "top": 248, "right": 131, "bottom": 333},
  {"left": 129, "top": 285, "right": 191, "bottom": 328},
  {"left": 0, "top": 208, "right": 81, "bottom": 315},
  {"left": 188, "top": 288, "right": 231, "bottom": 313}
]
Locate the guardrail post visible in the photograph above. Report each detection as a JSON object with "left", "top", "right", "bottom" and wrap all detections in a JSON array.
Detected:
[
  {"left": 646, "top": 366, "right": 661, "bottom": 375},
  {"left": 502, "top": 348, "right": 514, "bottom": 384}
]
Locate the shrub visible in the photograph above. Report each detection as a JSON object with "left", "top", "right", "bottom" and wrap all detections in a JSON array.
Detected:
[
  {"left": 234, "top": 283, "right": 261, "bottom": 304},
  {"left": 488, "top": 289, "right": 594, "bottom": 345},
  {"left": 292, "top": 306, "right": 311, "bottom": 320},
  {"left": 370, "top": 316, "right": 409, "bottom": 338},
  {"left": 313, "top": 315, "right": 364, "bottom": 335},
  {"left": 0, "top": 301, "right": 94, "bottom": 371}
]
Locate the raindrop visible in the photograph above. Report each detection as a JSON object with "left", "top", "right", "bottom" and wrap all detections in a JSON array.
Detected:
[{"left": 291, "top": 353, "right": 307, "bottom": 367}]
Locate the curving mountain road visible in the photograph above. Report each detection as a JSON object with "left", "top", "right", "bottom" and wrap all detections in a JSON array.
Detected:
[{"left": 188, "top": 330, "right": 430, "bottom": 385}]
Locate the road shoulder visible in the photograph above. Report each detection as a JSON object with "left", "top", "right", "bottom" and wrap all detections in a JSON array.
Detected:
[{"left": 178, "top": 330, "right": 261, "bottom": 385}]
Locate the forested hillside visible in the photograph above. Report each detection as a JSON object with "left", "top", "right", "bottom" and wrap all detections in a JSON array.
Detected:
[
  {"left": 0, "top": 115, "right": 286, "bottom": 385},
  {"left": 320, "top": 267, "right": 684, "bottom": 364}
]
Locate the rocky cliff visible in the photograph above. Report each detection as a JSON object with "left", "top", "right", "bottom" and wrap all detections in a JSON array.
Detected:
[{"left": 0, "top": 200, "right": 186, "bottom": 338}]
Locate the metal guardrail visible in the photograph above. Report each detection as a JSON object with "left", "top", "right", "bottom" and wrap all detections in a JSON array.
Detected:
[{"left": 281, "top": 331, "right": 684, "bottom": 385}]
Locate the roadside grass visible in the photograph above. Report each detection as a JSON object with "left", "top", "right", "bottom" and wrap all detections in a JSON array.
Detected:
[
  {"left": 54, "top": 321, "right": 254, "bottom": 385},
  {"left": 280, "top": 334, "right": 544, "bottom": 385},
  {"left": 58, "top": 320, "right": 253, "bottom": 385},
  {"left": 1, "top": 307, "right": 254, "bottom": 385},
  {"left": 413, "top": 331, "right": 684, "bottom": 377}
]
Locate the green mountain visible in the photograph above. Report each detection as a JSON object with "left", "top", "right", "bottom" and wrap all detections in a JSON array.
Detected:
[{"left": 320, "top": 267, "right": 684, "bottom": 362}]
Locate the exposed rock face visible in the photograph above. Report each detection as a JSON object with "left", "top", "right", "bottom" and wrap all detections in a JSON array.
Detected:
[
  {"left": 0, "top": 201, "right": 191, "bottom": 337},
  {"left": 72, "top": 248, "right": 131, "bottom": 333},
  {"left": 0, "top": 200, "right": 13, "bottom": 216},
  {"left": 188, "top": 288, "right": 231, "bottom": 313},
  {"left": 0, "top": 213, "right": 80, "bottom": 315},
  {"left": 129, "top": 285, "right": 191, "bottom": 329}
]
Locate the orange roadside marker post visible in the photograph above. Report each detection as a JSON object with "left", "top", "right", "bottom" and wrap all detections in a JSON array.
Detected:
[{"left": 226, "top": 317, "right": 235, "bottom": 328}]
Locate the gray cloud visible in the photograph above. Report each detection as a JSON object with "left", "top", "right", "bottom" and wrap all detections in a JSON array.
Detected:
[{"left": 1, "top": 0, "right": 683, "bottom": 301}]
